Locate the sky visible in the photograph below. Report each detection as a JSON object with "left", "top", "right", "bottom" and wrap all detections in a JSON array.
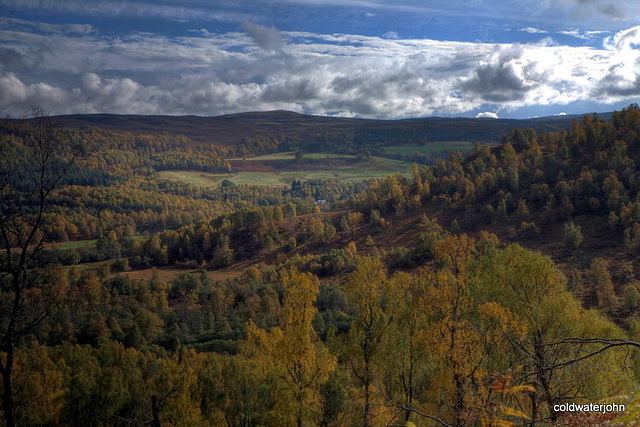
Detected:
[{"left": 0, "top": 0, "right": 638, "bottom": 119}]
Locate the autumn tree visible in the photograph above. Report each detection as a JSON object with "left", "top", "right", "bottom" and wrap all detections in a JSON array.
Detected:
[
  {"left": 148, "top": 351, "right": 202, "bottom": 426},
  {"left": 500, "top": 142, "right": 519, "bottom": 191},
  {"left": 199, "top": 353, "right": 272, "bottom": 426},
  {"left": 380, "top": 271, "right": 432, "bottom": 424},
  {"left": 244, "top": 269, "right": 336, "bottom": 427},
  {"left": 0, "top": 108, "right": 75, "bottom": 427},
  {"left": 563, "top": 222, "right": 583, "bottom": 249},
  {"left": 472, "top": 245, "right": 633, "bottom": 423},
  {"left": 338, "top": 257, "right": 391, "bottom": 427},
  {"left": 426, "top": 234, "right": 483, "bottom": 426},
  {"left": 590, "top": 258, "right": 617, "bottom": 313}
]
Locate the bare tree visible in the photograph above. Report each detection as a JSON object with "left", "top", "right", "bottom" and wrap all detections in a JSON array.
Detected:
[{"left": 0, "top": 107, "right": 75, "bottom": 427}]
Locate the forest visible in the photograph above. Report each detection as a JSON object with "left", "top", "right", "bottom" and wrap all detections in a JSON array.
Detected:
[{"left": 2, "top": 105, "right": 640, "bottom": 426}]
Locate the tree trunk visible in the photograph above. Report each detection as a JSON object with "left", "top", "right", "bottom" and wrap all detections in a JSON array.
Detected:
[
  {"left": 151, "top": 395, "right": 162, "bottom": 427},
  {"left": 453, "top": 372, "right": 465, "bottom": 427},
  {"left": 534, "top": 335, "right": 557, "bottom": 423},
  {"left": 363, "top": 377, "right": 371, "bottom": 427},
  {"left": 1, "top": 346, "right": 15, "bottom": 427},
  {"left": 1, "top": 275, "right": 22, "bottom": 427},
  {"left": 529, "top": 392, "right": 538, "bottom": 427}
]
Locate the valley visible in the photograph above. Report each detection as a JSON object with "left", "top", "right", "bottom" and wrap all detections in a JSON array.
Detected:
[{"left": 2, "top": 106, "right": 640, "bottom": 426}]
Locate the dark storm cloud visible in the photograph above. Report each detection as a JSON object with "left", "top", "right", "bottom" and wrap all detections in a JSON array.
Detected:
[
  {"left": 574, "top": 0, "right": 625, "bottom": 19},
  {"left": 242, "top": 21, "right": 284, "bottom": 51},
  {"left": 262, "top": 76, "right": 321, "bottom": 102},
  {"left": 460, "top": 47, "right": 539, "bottom": 102},
  {"left": 593, "top": 74, "right": 639, "bottom": 98}
]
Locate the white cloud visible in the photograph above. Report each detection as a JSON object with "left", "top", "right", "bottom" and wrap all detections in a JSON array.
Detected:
[
  {"left": 559, "top": 29, "right": 608, "bottom": 40},
  {"left": 518, "top": 27, "right": 548, "bottom": 34},
  {"left": 382, "top": 31, "right": 399, "bottom": 40},
  {"left": 0, "top": 18, "right": 638, "bottom": 118},
  {"left": 476, "top": 112, "right": 499, "bottom": 118}
]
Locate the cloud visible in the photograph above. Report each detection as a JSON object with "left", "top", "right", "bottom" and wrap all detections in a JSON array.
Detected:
[
  {"left": 0, "top": 18, "right": 638, "bottom": 118},
  {"left": 543, "top": 0, "right": 634, "bottom": 24},
  {"left": 559, "top": 29, "right": 608, "bottom": 40},
  {"left": 0, "top": 0, "right": 252, "bottom": 23},
  {"left": 242, "top": 21, "right": 284, "bottom": 51},
  {"left": 518, "top": 27, "right": 548, "bottom": 34},
  {"left": 0, "top": 47, "right": 25, "bottom": 71},
  {"left": 591, "top": 26, "right": 640, "bottom": 100},
  {"left": 460, "top": 46, "right": 542, "bottom": 102},
  {"left": 382, "top": 31, "right": 399, "bottom": 40},
  {"left": 574, "top": 0, "right": 625, "bottom": 19},
  {"left": 0, "top": 72, "right": 75, "bottom": 109},
  {"left": 476, "top": 111, "right": 499, "bottom": 118}
]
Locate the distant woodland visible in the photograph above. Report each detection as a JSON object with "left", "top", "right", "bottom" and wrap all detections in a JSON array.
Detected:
[{"left": 2, "top": 105, "right": 640, "bottom": 426}]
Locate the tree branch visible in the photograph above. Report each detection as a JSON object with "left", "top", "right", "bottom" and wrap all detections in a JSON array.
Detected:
[{"left": 370, "top": 390, "right": 452, "bottom": 427}]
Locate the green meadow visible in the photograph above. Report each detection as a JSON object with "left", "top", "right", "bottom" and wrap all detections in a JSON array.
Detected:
[
  {"left": 158, "top": 155, "right": 411, "bottom": 187},
  {"left": 384, "top": 141, "right": 476, "bottom": 156}
]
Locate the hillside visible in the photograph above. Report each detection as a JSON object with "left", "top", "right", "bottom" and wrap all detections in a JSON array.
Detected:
[
  {"left": 2, "top": 105, "right": 639, "bottom": 427},
  {"left": 47, "top": 109, "right": 599, "bottom": 146}
]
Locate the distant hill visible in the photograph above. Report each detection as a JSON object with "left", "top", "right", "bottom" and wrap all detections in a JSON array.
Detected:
[{"left": 48, "top": 110, "right": 612, "bottom": 146}]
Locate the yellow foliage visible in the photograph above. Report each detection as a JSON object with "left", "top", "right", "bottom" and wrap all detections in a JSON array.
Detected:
[
  {"left": 244, "top": 269, "right": 336, "bottom": 427},
  {"left": 482, "top": 368, "right": 535, "bottom": 427}
]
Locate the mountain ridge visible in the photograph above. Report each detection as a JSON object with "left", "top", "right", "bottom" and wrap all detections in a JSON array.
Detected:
[{"left": 40, "top": 109, "right": 613, "bottom": 145}]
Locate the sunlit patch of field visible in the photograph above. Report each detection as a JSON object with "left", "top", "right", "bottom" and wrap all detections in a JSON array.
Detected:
[
  {"left": 118, "top": 267, "right": 242, "bottom": 283},
  {"left": 67, "top": 263, "right": 241, "bottom": 283},
  {"left": 53, "top": 239, "right": 98, "bottom": 249},
  {"left": 384, "top": 141, "right": 477, "bottom": 155},
  {"left": 157, "top": 155, "right": 410, "bottom": 187}
]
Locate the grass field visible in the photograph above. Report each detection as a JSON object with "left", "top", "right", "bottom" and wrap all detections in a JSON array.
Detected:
[
  {"left": 158, "top": 155, "right": 410, "bottom": 187},
  {"left": 117, "top": 267, "right": 242, "bottom": 283},
  {"left": 51, "top": 235, "right": 145, "bottom": 250},
  {"left": 384, "top": 142, "right": 476, "bottom": 156},
  {"left": 56, "top": 239, "right": 98, "bottom": 249},
  {"left": 157, "top": 170, "right": 229, "bottom": 187},
  {"left": 69, "top": 262, "right": 241, "bottom": 283},
  {"left": 228, "top": 151, "right": 355, "bottom": 161}
]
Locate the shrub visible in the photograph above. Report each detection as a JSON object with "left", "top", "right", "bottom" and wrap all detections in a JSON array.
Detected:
[
  {"left": 623, "top": 285, "right": 640, "bottom": 312},
  {"left": 563, "top": 222, "right": 583, "bottom": 249},
  {"left": 113, "top": 258, "right": 130, "bottom": 272}
]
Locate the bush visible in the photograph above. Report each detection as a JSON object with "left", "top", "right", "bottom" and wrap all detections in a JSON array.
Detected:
[
  {"left": 563, "top": 222, "right": 583, "bottom": 249},
  {"left": 370, "top": 210, "right": 381, "bottom": 227},
  {"left": 416, "top": 231, "right": 439, "bottom": 259},
  {"left": 616, "top": 261, "right": 635, "bottom": 284},
  {"left": 113, "top": 258, "right": 130, "bottom": 272},
  {"left": 623, "top": 285, "right": 640, "bottom": 312},
  {"left": 518, "top": 222, "right": 539, "bottom": 239},
  {"left": 385, "top": 246, "right": 413, "bottom": 268}
]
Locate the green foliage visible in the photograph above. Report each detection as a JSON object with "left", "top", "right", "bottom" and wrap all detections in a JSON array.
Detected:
[
  {"left": 563, "top": 222, "right": 584, "bottom": 249},
  {"left": 623, "top": 285, "right": 640, "bottom": 312},
  {"left": 473, "top": 245, "right": 634, "bottom": 420},
  {"left": 5, "top": 105, "right": 640, "bottom": 426},
  {"left": 590, "top": 258, "right": 618, "bottom": 313}
]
